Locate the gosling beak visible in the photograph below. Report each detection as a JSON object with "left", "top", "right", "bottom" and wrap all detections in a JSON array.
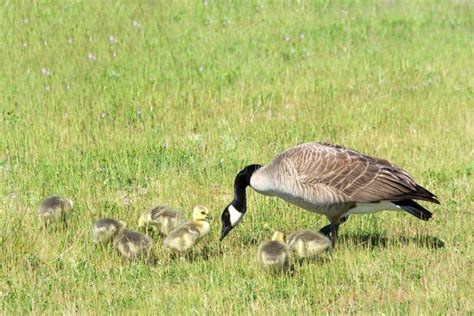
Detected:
[{"left": 206, "top": 214, "right": 213, "bottom": 221}]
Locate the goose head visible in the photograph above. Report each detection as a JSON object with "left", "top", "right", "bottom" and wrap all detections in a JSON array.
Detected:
[
  {"left": 220, "top": 203, "right": 244, "bottom": 240},
  {"left": 220, "top": 164, "right": 262, "bottom": 240}
]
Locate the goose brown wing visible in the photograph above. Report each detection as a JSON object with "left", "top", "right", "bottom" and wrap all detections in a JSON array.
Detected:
[{"left": 275, "top": 142, "right": 438, "bottom": 204}]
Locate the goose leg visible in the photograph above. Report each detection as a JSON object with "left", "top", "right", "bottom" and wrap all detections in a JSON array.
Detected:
[
  {"left": 319, "top": 224, "right": 332, "bottom": 236},
  {"left": 330, "top": 224, "right": 340, "bottom": 248},
  {"left": 319, "top": 216, "right": 348, "bottom": 237}
]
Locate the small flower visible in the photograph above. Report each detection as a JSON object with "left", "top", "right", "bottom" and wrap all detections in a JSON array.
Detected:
[
  {"left": 24, "top": 18, "right": 29, "bottom": 24},
  {"left": 203, "top": 0, "right": 208, "bottom": 6},
  {"left": 87, "top": 53, "right": 97, "bottom": 61},
  {"left": 163, "top": 143, "right": 169, "bottom": 149},
  {"left": 100, "top": 111, "right": 108, "bottom": 118},
  {"left": 22, "top": 42, "right": 28, "bottom": 48},
  {"left": 122, "top": 198, "right": 130, "bottom": 206},
  {"left": 9, "top": 192, "right": 17, "bottom": 199},
  {"left": 43, "top": 40, "right": 48, "bottom": 46},
  {"left": 63, "top": 112, "right": 69, "bottom": 119},
  {"left": 223, "top": 18, "right": 230, "bottom": 27},
  {"left": 132, "top": 21, "right": 141, "bottom": 28},
  {"left": 256, "top": 4, "right": 263, "bottom": 11},
  {"left": 299, "top": 32, "right": 305, "bottom": 40},
  {"left": 89, "top": 36, "right": 93, "bottom": 42},
  {"left": 44, "top": 85, "right": 50, "bottom": 92},
  {"left": 65, "top": 84, "right": 71, "bottom": 90},
  {"left": 137, "top": 110, "right": 142, "bottom": 117},
  {"left": 67, "top": 37, "right": 73, "bottom": 44},
  {"left": 283, "top": 34, "right": 290, "bottom": 42},
  {"left": 40, "top": 68, "right": 50, "bottom": 76},
  {"left": 198, "top": 65, "right": 205, "bottom": 73},
  {"left": 108, "top": 35, "right": 117, "bottom": 43},
  {"left": 112, "top": 51, "right": 117, "bottom": 58},
  {"left": 138, "top": 187, "right": 148, "bottom": 195}
]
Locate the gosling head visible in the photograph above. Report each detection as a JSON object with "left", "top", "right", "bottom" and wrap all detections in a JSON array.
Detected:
[
  {"left": 137, "top": 212, "right": 152, "bottom": 228},
  {"left": 192, "top": 205, "right": 213, "bottom": 222},
  {"left": 118, "top": 220, "right": 127, "bottom": 229},
  {"left": 63, "top": 197, "right": 74, "bottom": 210},
  {"left": 271, "top": 231, "right": 286, "bottom": 243}
]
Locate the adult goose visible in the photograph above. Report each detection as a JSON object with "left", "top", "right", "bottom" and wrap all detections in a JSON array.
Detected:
[{"left": 220, "top": 142, "right": 439, "bottom": 246}]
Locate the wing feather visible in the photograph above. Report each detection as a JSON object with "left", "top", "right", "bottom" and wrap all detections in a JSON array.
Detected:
[{"left": 269, "top": 142, "right": 438, "bottom": 204}]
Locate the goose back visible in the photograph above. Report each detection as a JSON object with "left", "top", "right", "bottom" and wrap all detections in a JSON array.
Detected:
[{"left": 250, "top": 142, "right": 438, "bottom": 221}]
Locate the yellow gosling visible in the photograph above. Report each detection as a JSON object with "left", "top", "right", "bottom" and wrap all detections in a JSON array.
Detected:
[
  {"left": 287, "top": 230, "right": 331, "bottom": 261},
  {"left": 138, "top": 205, "right": 184, "bottom": 236},
  {"left": 38, "top": 196, "right": 74, "bottom": 226},
  {"left": 163, "top": 205, "right": 212, "bottom": 252},
  {"left": 92, "top": 218, "right": 127, "bottom": 244},
  {"left": 113, "top": 230, "right": 152, "bottom": 259},
  {"left": 256, "top": 231, "right": 291, "bottom": 274}
]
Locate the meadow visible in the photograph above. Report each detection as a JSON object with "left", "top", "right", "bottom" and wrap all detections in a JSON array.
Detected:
[{"left": 1, "top": 0, "right": 473, "bottom": 314}]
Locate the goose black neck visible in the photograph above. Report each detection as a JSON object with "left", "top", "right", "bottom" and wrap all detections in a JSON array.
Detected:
[{"left": 232, "top": 164, "right": 262, "bottom": 212}]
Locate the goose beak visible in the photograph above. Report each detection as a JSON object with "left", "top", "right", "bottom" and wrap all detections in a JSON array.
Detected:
[{"left": 220, "top": 225, "right": 232, "bottom": 241}]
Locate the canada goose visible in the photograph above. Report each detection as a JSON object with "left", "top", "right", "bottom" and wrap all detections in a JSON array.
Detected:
[
  {"left": 92, "top": 218, "right": 127, "bottom": 244},
  {"left": 220, "top": 142, "right": 440, "bottom": 247},
  {"left": 138, "top": 205, "right": 184, "bottom": 236},
  {"left": 163, "top": 205, "right": 212, "bottom": 252},
  {"left": 287, "top": 230, "right": 331, "bottom": 261},
  {"left": 38, "top": 196, "right": 74, "bottom": 226},
  {"left": 113, "top": 230, "right": 152, "bottom": 259},
  {"left": 256, "top": 231, "right": 291, "bottom": 274}
]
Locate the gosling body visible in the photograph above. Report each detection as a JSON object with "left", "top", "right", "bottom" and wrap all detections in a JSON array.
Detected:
[
  {"left": 113, "top": 230, "right": 152, "bottom": 259},
  {"left": 257, "top": 231, "right": 291, "bottom": 274},
  {"left": 163, "top": 206, "right": 212, "bottom": 252},
  {"left": 92, "top": 218, "right": 126, "bottom": 244},
  {"left": 287, "top": 230, "right": 331, "bottom": 260},
  {"left": 38, "top": 196, "right": 74, "bottom": 225},
  {"left": 138, "top": 205, "right": 184, "bottom": 236}
]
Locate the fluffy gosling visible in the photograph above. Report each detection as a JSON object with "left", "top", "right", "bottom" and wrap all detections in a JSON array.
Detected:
[
  {"left": 138, "top": 205, "right": 184, "bottom": 236},
  {"left": 38, "top": 196, "right": 74, "bottom": 226},
  {"left": 287, "top": 230, "right": 331, "bottom": 261},
  {"left": 92, "top": 218, "right": 127, "bottom": 244},
  {"left": 163, "top": 205, "right": 212, "bottom": 252},
  {"left": 113, "top": 230, "right": 152, "bottom": 259},
  {"left": 256, "top": 231, "right": 291, "bottom": 274}
]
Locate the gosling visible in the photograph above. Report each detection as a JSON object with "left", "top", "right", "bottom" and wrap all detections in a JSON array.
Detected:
[
  {"left": 287, "top": 230, "right": 331, "bottom": 261},
  {"left": 138, "top": 205, "right": 184, "bottom": 236},
  {"left": 256, "top": 231, "right": 291, "bottom": 274},
  {"left": 113, "top": 230, "right": 152, "bottom": 259},
  {"left": 92, "top": 218, "right": 127, "bottom": 244},
  {"left": 38, "top": 196, "right": 74, "bottom": 226},
  {"left": 163, "top": 205, "right": 212, "bottom": 252}
]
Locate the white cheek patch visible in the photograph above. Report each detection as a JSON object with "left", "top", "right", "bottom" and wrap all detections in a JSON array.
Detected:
[{"left": 229, "top": 205, "right": 244, "bottom": 227}]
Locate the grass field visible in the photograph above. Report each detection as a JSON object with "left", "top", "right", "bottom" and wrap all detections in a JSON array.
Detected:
[{"left": 1, "top": 0, "right": 473, "bottom": 314}]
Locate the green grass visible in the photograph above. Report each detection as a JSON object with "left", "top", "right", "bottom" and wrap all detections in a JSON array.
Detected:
[{"left": 1, "top": 0, "right": 473, "bottom": 314}]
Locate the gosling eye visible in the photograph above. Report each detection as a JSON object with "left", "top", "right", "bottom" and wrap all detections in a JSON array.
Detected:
[{"left": 201, "top": 212, "right": 206, "bottom": 215}]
